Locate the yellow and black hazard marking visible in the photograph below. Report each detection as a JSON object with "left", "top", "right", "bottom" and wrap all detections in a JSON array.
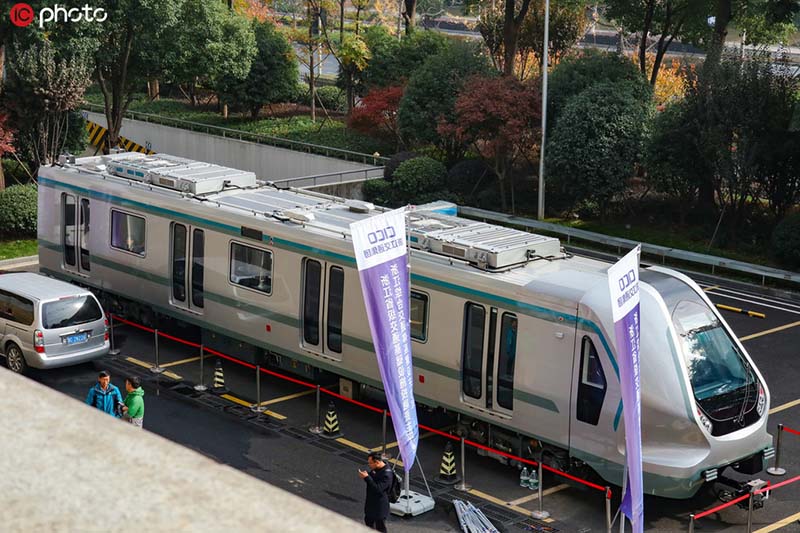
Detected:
[
  {"left": 435, "top": 441, "right": 461, "bottom": 484},
  {"left": 715, "top": 303, "right": 766, "bottom": 319},
  {"left": 212, "top": 358, "right": 228, "bottom": 393},
  {"left": 85, "top": 120, "right": 155, "bottom": 155},
  {"left": 322, "top": 401, "right": 343, "bottom": 439}
]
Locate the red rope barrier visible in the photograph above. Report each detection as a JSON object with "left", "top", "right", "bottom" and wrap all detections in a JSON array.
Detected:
[
  {"left": 112, "top": 313, "right": 612, "bottom": 496},
  {"left": 781, "top": 425, "right": 800, "bottom": 437},
  {"left": 755, "top": 474, "right": 800, "bottom": 495},
  {"left": 111, "top": 314, "right": 155, "bottom": 333},
  {"left": 156, "top": 330, "right": 201, "bottom": 349},
  {"left": 694, "top": 492, "right": 752, "bottom": 520}
]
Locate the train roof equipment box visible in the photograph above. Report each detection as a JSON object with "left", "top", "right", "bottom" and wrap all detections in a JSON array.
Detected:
[{"left": 100, "top": 152, "right": 257, "bottom": 195}]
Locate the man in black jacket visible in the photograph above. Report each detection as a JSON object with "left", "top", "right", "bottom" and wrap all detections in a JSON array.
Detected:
[{"left": 358, "top": 452, "right": 393, "bottom": 532}]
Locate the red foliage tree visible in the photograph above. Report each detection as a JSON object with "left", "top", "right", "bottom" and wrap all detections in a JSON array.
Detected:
[
  {"left": 0, "top": 112, "right": 17, "bottom": 191},
  {"left": 438, "top": 75, "right": 541, "bottom": 213},
  {"left": 348, "top": 85, "right": 405, "bottom": 149}
]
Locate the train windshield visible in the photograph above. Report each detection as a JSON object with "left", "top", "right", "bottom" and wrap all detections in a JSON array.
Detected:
[{"left": 640, "top": 272, "right": 752, "bottom": 401}]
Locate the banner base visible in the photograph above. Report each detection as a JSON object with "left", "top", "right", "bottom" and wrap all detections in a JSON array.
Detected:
[{"left": 390, "top": 490, "right": 435, "bottom": 517}]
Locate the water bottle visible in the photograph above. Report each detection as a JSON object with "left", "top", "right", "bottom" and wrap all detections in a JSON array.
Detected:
[
  {"left": 519, "top": 467, "right": 530, "bottom": 488},
  {"left": 527, "top": 468, "right": 539, "bottom": 490}
]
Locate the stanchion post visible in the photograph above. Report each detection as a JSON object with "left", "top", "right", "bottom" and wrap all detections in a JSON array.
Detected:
[
  {"left": 767, "top": 424, "right": 786, "bottom": 476},
  {"left": 746, "top": 487, "right": 755, "bottom": 532},
  {"left": 108, "top": 314, "right": 120, "bottom": 356},
  {"left": 252, "top": 365, "right": 266, "bottom": 413},
  {"left": 606, "top": 487, "right": 612, "bottom": 533},
  {"left": 309, "top": 385, "right": 322, "bottom": 434},
  {"left": 150, "top": 328, "right": 164, "bottom": 374},
  {"left": 531, "top": 456, "right": 549, "bottom": 519},
  {"left": 381, "top": 409, "right": 388, "bottom": 456},
  {"left": 194, "top": 343, "right": 207, "bottom": 392},
  {"left": 454, "top": 437, "right": 471, "bottom": 492},
  {"left": 688, "top": 514, "right": 695, "bottom": 533}
]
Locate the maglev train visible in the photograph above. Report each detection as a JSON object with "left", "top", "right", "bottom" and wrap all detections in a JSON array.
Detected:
[{"left": 37, "top": 152, "right": 773, "bottom": 499}]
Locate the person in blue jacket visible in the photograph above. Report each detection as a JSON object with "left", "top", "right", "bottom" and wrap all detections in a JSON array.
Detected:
[{"left": 85, "top": 370, "right": 124, "bottom": 418}]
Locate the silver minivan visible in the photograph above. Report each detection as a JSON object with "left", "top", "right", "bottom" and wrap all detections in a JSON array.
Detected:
[{"left": 0, "top": 273, "right": 109, "bottom": 373}]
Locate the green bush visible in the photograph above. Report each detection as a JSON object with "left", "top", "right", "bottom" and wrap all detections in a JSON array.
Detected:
[
  {"left": 383, "top": 151, "right": 419, "bottom": 180},
  {"left": 0, "top": 185, "right": 37, "bottom": 238},
  {"left": 2, "top": 159, "right": 33, "bottom": 185},
  {"left": 362, "top": 178, "right": 395, "bottom": 207},
  {"left": 772, "top": 212, "right": 800, "bottom": 268},
  {"left": 392, "top": 156, "right": 447, "bottom": 197},
  {"left": 446, "top": 159, "right": 493, "bottom": 199},
  {"left": 315, "top": 86, "right": 346, "bottom": 113}
]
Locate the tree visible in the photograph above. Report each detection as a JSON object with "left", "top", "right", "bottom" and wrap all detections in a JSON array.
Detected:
[
  {"left": 4, "top": 40, "right": 92, "bottom": 172},
  {"left": 439, "top": 76, "right": 541, "bottom": 212},
  {"left": 547, "top": 49, "right": 650, "bottom": 131},
  {"left": 171, "top": 0, "right": 256, "bottom": 106},
  {"left": 218, "top": 21, "right": 298, "bottom": 118},
  {"left": 336, "top": 33, "right": 372, "bottom": 114},
  {"left": 547, "top": 80, "right": 653, "bottom": 220},
  {"left": 398, "top": 41, "right": 492, "bottom": 158},
  {"left": 0, "top": 112, "right": 16, "bottom": 191},
  {"left": 502, "top": 0, "right": 535, "bottom": 77},
  {"left": 349, "top": 85, "right": 405, "bottom": 148}
]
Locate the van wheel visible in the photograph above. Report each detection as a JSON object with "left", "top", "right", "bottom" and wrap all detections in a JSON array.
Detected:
[{"left": 5, "top": 344, "right": 28, "bottom": 374}]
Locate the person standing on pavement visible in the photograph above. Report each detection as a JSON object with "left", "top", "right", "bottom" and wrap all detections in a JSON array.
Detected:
[
  {"left": 85, "top": 370, "right": 124, "bottom": 418},
  {"left": 358, "top": 452, "right": 393, "bottom": 532},
  {"left": 121, "top": 376, "right": 145, "bottom": 428}
]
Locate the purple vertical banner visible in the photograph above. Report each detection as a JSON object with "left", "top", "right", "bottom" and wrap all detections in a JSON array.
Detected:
[
  {"left": 607, "top": 245, "right": 643, "bottom": 533},
  {"left": 350, "top": 208, "right": 418, "bottom": 473}
]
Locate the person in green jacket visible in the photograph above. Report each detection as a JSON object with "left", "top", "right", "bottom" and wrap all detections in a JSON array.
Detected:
[{"left": 122, "top": 376, "right": 145, "bottom": 428}]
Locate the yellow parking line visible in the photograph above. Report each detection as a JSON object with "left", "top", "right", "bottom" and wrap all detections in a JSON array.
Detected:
[
  {"left": 336, "top": 437, "right": 372, "bottom": 454},
  {"left": 258, "top": 389, "right": 315, "bottom": 406},
  {"left": 220, "top": 394, "right": 286, "bottom": 420},
  {"left": 740, "top": 321, "right": 800, "bottom": 342},
  {"left": 770, "top": 398, "right": 800, "bottom": 415},
  {"left": 162, "top": 370, "right": 182, "bottom": 380},
  {"left": 754, "top": 510, "right": 800, "bottom": 532},
  {"left": 125, "top": 356, "right": 152, "bottom": 369},
  {"left": 703, "top": 285, "right": 720, "bottom": 292},
  {"left": 161, "top": 356, "right": 203, "bottom": 368},
  {"left": 468, "top": 488, "right": 552, "bottom": 520},
  {"left": 508, "top": 483, "right": 570, "bottom": 506}
]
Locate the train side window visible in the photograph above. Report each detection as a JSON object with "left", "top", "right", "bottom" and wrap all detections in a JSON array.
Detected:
[
  {"left": 230, "top": 242, "right": 273, "bottom": 295},
  {"left": 62, "top": 193, "right": 76, "bottom": 266},
  {"left": 79, "top": 199, "right": 90, "bottom": 271},
  {"left": 496, "top": 313, "right": 517, "bottom": 410},
  {"left": 303, "top": 259, "right": 322, "bottom": 346},
  {"left": 577, "top": 336, "right": 607, "bottom": 426},
  {"left": 171, "top": 223, "right": 187, "bottom": 302},
  {"left": 191, "top": 229, "right": 204, "bottom": 308},
  {"left": 327, "top": 266, "right": 344, "bottom": 353},
  {"left": 462, "top": 302, "right": 485, "bottom": 400},
  {"left": 110, "top": 209, "right": 146, "bottom": 256},
  {"left": 410, "top": 291, "right": 428, "bottom": 342}
]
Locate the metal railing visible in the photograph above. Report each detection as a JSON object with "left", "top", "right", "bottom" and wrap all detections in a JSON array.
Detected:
[
  {"left": 269, "top": 167, "right": 384, "bottom": 189},
  {"left": 459, "top": 206, "right": 800, "bottom": 287},
  {"left": 82, "top": 102, "right": 389, "bottom": 166}
]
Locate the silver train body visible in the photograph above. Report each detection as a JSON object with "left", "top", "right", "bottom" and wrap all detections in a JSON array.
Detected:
[{"left": 38, "top": 153, "right": 774, "bottom": 499}]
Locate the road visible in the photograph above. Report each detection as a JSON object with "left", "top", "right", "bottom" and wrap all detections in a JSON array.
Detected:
[{"left": 16, "top": 270, "right": 800, "bottom": 532}]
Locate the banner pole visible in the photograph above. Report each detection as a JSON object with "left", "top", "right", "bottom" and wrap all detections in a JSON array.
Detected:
[{"left": 382, "top": 409, "right": 388, "bottom": 455}]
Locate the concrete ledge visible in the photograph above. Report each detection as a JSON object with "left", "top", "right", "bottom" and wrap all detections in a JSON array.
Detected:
[
  {"left": 0, "top": 368, "right": 369, "bottom": 532},
  {"left": 0, "top": 255, "right": 38, "bottom": 269}
]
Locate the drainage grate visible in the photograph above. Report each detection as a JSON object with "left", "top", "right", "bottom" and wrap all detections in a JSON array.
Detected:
[
  {"left": 193, "top": 394, "right": 231, "bottom": 410},
  {"left": 479, "top": 503, "right": 521, "bottom": 526},
  {"left": 515, "top": 521, "right": 560, "bottom": 532},
  {"left": 280, "top": 426, "right": 315, "bottom": 442}
]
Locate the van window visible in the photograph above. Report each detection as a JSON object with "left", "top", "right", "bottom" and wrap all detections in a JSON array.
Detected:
[
  {"left": 0, "top": 289, "right": 34, "bottom": 326},
  {"left": 63, "top": 194, "right": 76, "bottom": 266},
  {"left": 79, "top": 199, "right": 91, "bottom": 271},
  {"left": 110, "top": 210, "right": 146, "bottom": 256},
  {"left": 410, "top": 291, "right": 428, "bottom": 341},
  {"left": 42, "top": 295, "right": 103, "bottom": 330},
  {"left": 230, "top": 243, "right": 272, "bottom": 294}
]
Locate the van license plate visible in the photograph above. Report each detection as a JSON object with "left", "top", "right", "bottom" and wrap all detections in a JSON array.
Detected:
[{"left": 66, "top": 333, "right": 88, "bottom": 345}]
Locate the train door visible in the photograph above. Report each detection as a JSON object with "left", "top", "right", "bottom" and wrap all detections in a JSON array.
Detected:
[
  {"left": 169, "top": 222, "right": 205, "bottom": 313},
  {"left": 301, "top": 258, "right": 344, "bottom": 361},
  {"left": 461, "top": 302, "right": 517, "bottom": 416},
  {"left": 61, "top": 193, "right": 91, "bottom": 275}
]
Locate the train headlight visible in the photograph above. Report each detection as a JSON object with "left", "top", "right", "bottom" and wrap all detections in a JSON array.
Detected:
[
  {"left": 757, "top": 384, "right": 766, "bottom": 417},
  {"left": 698, "top": 408, "right": 713, "bottom": 434}
]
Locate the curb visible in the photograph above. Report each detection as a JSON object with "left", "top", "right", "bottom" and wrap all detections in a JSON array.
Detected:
[{"left": 0, "top": 255, "right": 38, "bottom": 269}]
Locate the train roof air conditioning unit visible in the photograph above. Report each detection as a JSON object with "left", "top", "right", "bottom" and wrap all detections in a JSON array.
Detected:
[{"left": 102, "top": 152, "right": 257, "bottom": 195}]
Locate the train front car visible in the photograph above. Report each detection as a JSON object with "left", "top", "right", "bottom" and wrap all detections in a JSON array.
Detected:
[{"left": 577, "top": 266, "right": 773, "bottom": 499}]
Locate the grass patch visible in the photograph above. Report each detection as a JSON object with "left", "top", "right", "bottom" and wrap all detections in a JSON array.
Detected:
[
  {"left": 83, "top": 92, "right": 393, "bottom": 156},
  {"left": 0, "top": 239, "right": 37, "bottom": 261}
]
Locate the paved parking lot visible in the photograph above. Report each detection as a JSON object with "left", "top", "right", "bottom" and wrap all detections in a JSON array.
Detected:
[{"left": 25, "top": 276, "right": 800, "bottom": 532}]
